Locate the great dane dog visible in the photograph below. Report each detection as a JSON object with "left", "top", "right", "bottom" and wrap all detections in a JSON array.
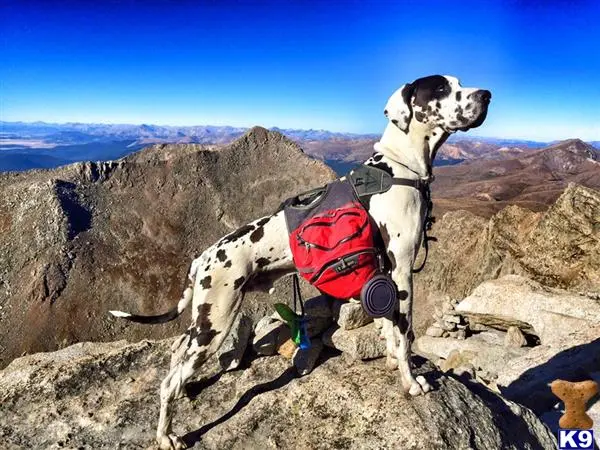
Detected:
[{"left": 110, "top": 75, "right": 491, "bottom": 449}]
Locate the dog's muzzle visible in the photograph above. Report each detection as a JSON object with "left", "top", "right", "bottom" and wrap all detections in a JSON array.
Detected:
[
  {"left": 457, "top": 89, "right": 491, "bottom": 131},
  {"left": 472, "top": 89, "right": 492, "bottom": 104}
]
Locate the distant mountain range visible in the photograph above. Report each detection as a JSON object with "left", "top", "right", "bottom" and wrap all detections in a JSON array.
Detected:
[
  {"left": 432, "top": 138, "right": 600, "bottom": 217},
  {"left": 1, "top": 120, "right": 598, "bottom": 173},
  {"left": 0, "top": 121, "right": 378, "bottom": 146}
]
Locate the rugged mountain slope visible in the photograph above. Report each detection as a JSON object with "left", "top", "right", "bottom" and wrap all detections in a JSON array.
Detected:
[
  {"left": 413, "top": 183, "right": 600, "bottom": 335},
  {"left": 432, "top": 139, "right": 600, "bottom": 217},
  {"left": 0, "top": 339, "right": 557, "bottom": 449},
  {"left": 0, "top": 127, "right": 336, "bottom": 368}
]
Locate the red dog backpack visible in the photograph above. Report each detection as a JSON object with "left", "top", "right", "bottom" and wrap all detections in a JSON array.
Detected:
[
  {"left": 283, "top": 180, "right": 384, "bottom": 300},
  {"left": 280, "top": 165, "right": 433, "bottom": 318}
]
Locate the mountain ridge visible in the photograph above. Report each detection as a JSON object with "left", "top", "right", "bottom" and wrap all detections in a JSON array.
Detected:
[{"left": 0, "top": 127, "right": 336, "bottom": 368}]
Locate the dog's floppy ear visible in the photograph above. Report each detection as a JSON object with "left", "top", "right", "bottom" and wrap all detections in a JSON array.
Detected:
[{"left": 384, "top": 83, "right": 415, "bottom": 133}]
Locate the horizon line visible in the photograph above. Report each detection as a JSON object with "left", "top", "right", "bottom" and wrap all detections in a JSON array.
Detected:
[{"left": 1, "top": 119, "right": 598, "bottom": 144}]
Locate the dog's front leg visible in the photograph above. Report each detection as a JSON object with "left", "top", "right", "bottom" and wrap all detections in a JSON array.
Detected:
[{"left": 385, "top": 265, "right": 432, "bottom": 396}]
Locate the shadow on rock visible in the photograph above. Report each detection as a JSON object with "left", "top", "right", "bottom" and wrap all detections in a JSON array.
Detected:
[
  {"left": 499, "top": 337, "right": 600, "bottom": 414},
  {"left": 185, "top": 370, "right": 225, "bottom": 401},
  {"left": 182, "top": 365, "right": 299, "bottom": 447}
]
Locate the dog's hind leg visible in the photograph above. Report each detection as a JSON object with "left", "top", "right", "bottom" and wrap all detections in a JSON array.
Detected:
[
  {"left": 156, "top": 213, "right": 293, "bottom": 449},
  {"left": 156, "top": 275, "right": 245, "bottom": 449}
]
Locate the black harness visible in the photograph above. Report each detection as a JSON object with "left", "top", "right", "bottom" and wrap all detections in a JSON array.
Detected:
[
  {"left": 278, "top": 163, "right": 436, "bottom": 274},
  {"left": 346, "top": 164, "right": 435, "bottom": 273}
]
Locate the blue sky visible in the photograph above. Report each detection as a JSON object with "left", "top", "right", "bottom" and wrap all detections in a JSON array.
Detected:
[{"left": 1, "top": 0, "right": 599, "bottom": 140}]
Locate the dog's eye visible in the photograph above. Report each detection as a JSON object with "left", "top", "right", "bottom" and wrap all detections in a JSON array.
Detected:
[{"left": 436, "top": 85, "right": 446, "bottom": 93}]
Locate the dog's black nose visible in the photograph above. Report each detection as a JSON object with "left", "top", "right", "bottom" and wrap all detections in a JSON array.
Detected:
[{"left": 473, "top": 89, "right": 492, "bottom": 103}]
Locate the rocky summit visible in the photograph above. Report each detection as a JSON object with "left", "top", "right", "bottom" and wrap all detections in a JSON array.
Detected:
[{"left": 0, "top": 338, "right": 556, "bottom": 450}]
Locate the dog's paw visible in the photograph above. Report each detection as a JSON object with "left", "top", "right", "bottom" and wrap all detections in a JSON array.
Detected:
[
  {"left": 408, "top": 376, "right": 432, "bottom": 396},
  {"left": 385, "top": 355, "right": 398, "bottom": 371},
  {"left": 416, "top": 375, "right": 432, "bottom": 393},
  {"left": 157, "top": 434, "right": 187, "bottom": 450}
]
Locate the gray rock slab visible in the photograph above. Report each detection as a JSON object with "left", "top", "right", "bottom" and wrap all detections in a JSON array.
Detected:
[{"left": 322, "top": 323, "right": 386, "bottom": 361}]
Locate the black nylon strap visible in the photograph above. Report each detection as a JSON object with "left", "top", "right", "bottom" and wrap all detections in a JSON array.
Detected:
[
  {"left": 292, "top": 274, "right": 305, "bottom": 317},
  {"left": 389, "top": 177, "right": 426, "bottom": 194},
  {"left": 347, "top": 164, "right": 434, "bottom": 273}
]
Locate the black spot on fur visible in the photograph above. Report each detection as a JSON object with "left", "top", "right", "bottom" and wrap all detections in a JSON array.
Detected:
[
  {"left": 412, "top": 75, "right": 451, "bottom": 109},
  {"left": 188, "top": 303, "right": 220, "bottom": 349},
  {"left": 424, "top": 136, "right": 430, "bottom": 141},
  {"left": 196, "top": 329, "right": 218, "bottom": 346},
  {"left": 250, "top": 226, "right": 264, "bottom": 243},
  {"left": 391, "top": 119, "right": 399, "bottom": 125},
  {"left": 256, "top": 257, "right": 271, "bottom": 268},
  {"left": 436, "top": 101, "right": 441, "bottom": 108},
  {"left": 196, "top": 303, "right": 212, "bottom": 327},
  {"left": 400, "top": 82, "right": 416, "bottom": 109},
  {"left": 396, "top": 312, "right": 409, "bottom": 333},
  {"left": 200, "top": 276, "right": 212, "bottom": 289},
  {"left": 384, "top": 109, "right": 388, "bottom": 116},
  {"left": 256, "top": 216, "right": 271, "bottom": 227},
  {"left": 234, "top": 276, "right": 245, "bottom": 290},
  {"left": 398, "top": 290, "right": 408, "bottom": 301},
  {"left": 456, "top": 91, "right": 462, "bottom": 101},
  {"left": 372, "top": 153, "right": 383, "bottom": 162},
  {"left": 367, "top": 161, "right": 394, "bottom": 177},
  {"left": 221, "top": 224, "right": 255, "bottom": 244},
  {"left": 216, "top": 249, "right": 227, "bottom": 262},
  {"left": 224, "top": 260, "right": 232, "bottom": 268},
  {"left": 224, "top": 283, "right": 228, "bottom": 287},
  {"left": 269, "top": 247, "right": 274, "bottom": 252},
  {"left": 205, "top": 265, "right": 210, "bottom": 271},
  {"left": 387, "top": 250, "right": 397, "bottom": 271},
  {"left": 414, "top": 110, "right": 426, "bottom": 122}
]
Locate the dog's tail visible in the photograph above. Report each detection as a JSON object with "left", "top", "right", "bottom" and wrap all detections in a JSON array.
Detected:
[{"left": 109, "top": 260, "right": 199, "bottom": 324}]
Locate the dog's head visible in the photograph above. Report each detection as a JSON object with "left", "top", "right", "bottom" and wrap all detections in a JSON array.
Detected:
[{"left": 384, "top": 75, "right": 491, "bottom": 134}]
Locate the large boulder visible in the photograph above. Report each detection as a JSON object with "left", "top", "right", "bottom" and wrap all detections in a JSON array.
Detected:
[
  {"left": 416, "top": 274, "right": 600, "bottom": 436},
  {"left": 0, "top": 339, "right": 556, "bottom": 450},
  {"left": 322, "top": 322, "right": 386, "bottom": 361},
  {"left": 455, "top": 275, "right": 600, "bottom": 344}
]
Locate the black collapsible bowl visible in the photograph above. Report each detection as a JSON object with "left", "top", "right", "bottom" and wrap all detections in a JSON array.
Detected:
[{"left": 360, "top": 274, "right": 397, "bottom": 318}]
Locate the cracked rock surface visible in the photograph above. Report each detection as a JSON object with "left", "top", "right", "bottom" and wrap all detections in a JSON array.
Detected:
[{"left": 0, "top": 339, "right": 556, "bottom": 450}]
